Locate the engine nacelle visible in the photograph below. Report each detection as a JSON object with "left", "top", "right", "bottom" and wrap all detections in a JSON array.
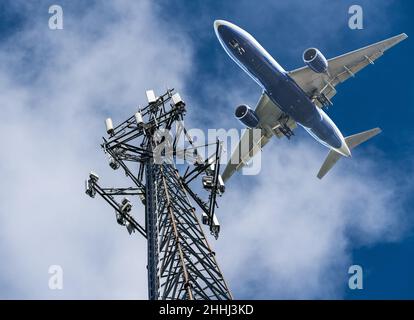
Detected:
[
  {"left": 303, "top": 48, "right": 328, "bottom": 73},
  {"left": 235, "top": 104, "right": 259, "bottom": 128}
]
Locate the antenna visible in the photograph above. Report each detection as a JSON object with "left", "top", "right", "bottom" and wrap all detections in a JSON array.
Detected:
[{"left": 85, "top": 89, "right": 232, "bottom": 300}]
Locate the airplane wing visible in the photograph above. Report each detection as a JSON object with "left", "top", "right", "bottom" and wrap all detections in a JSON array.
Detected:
[
  {"left": 288, "top": 33, "right": 408, "bottom": 108},
  {"left": 222, "top": 92, "right": 297, "bottom": 182}
]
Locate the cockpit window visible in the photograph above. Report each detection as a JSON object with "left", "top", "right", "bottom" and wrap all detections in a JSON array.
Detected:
[
  {"left": 229, "top": 39, "right": 245, "bottom": 55},
  {"left": 229, "top": 39, "right": 238, "bottom": 48}
]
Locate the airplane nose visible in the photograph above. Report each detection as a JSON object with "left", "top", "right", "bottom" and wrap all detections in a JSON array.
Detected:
[{"left": 214, "top": 20, "right": 226, "bottom": 33}]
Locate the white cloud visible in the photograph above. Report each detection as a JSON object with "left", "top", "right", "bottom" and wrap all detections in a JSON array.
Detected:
[{"left": 213, "top": 139, "right": 408, "bottom": 299}]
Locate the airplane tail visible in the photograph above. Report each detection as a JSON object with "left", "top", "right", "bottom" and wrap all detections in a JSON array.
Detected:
[{"left": 317, "top": 127, "right": 382, "bottom": 179}]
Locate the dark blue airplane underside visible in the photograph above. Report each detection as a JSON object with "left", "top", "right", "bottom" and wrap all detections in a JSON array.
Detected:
[{"left": 218, "top": 24, "right": 342, "bottom": 149}]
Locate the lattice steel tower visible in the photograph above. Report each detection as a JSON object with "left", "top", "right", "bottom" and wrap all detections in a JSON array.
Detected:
[{"left": 85, "top": 89, "right": 232, "bottom": 300}]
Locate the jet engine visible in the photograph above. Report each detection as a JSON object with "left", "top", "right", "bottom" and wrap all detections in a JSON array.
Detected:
[
  {"left": 235, "top": 104, "right": 259, "bottom": 128},
  {"left": 302, "top": 48, "right": 328, "bottom": 73}
]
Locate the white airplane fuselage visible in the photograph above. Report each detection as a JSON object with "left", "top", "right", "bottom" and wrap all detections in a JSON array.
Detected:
[{"left": 214, "top": 20, "right": 351, "bottom": 157}]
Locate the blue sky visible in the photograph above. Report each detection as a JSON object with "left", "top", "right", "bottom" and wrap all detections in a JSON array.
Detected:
[{"left": 0, "top": 0, "right": 413, "bottom": 299}]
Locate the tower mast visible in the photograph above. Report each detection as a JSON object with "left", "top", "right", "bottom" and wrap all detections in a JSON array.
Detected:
[{"left": 85, "top": 89, "right": 232, "bottom": 300}]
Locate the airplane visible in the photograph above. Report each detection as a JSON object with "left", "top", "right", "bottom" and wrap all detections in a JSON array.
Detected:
[{"left": 214, "top": 20, "right": 407, "bottom": 181}]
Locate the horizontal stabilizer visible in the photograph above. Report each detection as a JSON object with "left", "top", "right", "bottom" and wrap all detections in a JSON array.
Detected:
[
  {"left": 317, "top": 150, "right": 342, "bottom": 179},
  {"left": 345, "top": 127, "right": 382, "bottom": 150},
  {"left": 317, "top": 127, "right": 382, "bottom": 179}
]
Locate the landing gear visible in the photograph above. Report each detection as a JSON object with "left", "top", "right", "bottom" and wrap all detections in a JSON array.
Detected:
[
  {"left": 279, "top": 123, "right": 295, "bottom": 139},
  {"left": 276, "top": 115, "right": 295, "bottom": 139},
  {"left": 315, "top": 92, "right": 333, "bottom": 108}
]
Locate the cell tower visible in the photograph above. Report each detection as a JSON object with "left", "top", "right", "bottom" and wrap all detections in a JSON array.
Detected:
[{"left": 85, "top": 89, "right": 232, "bottom": 300}]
